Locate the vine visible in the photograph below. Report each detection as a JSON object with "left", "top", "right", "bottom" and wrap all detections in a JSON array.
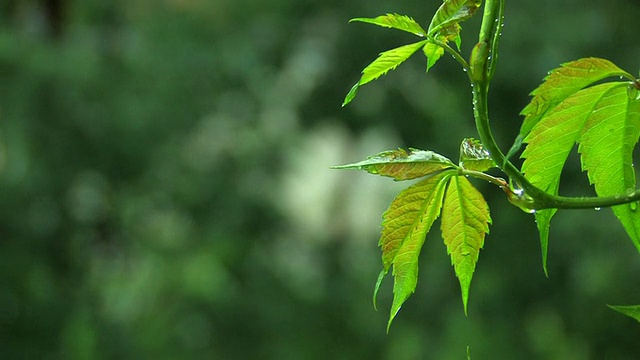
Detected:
[{"left": 335, "top": 0, "right": 640, "bottom": 328}]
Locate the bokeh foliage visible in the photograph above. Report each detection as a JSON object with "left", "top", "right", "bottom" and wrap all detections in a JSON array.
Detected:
[{"left": 0, "top": 0, "right": 639, "bottom": 359}]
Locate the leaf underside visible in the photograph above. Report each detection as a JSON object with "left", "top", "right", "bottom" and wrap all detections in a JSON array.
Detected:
[
  {"left": 332, "top": 148, "right": 455, "bottom": 181},
  {"left": 441, "top": 176, "right": 491, "bottom": 314}
]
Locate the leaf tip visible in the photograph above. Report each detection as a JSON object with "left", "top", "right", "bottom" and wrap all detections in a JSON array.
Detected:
[
  {"left": 373, "top": 268, "right": 387, "bottom": 311},
  {"left": 386, "top": 309, "right": 400, "bottom": 333},
  {"left": 342, "top": 83, "right": 360, "bottom": 107},
  {"left": 607, "top": 304, "right": 640, "bottom": 322},
  {"left": 461, "top": 286, "right": 469, "bottom": 316}
]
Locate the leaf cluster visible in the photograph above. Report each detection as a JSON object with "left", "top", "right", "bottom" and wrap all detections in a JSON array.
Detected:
[
  {"left": 518, "top": 58, "right": 640, "bottom": 273},
  {"left": 343, "top": 1, "right": 482, "bottom": 106},
  {"left": 335, "top": 142, "right": 492, "bottom": 329}
]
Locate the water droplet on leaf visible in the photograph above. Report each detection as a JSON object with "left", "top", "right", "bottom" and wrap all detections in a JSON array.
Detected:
[
  {"left": 628, "top": 84, "right": 640, "bottom": 100},
  {"left": 630, "top": 201, "right": 638, "bottom": 212},
  {"left": 594, "top": 207, "right": 601, "bottom": 211}
]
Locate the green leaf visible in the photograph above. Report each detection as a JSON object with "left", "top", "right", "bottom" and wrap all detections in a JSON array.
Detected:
[
  {"left": 378, "top": 170, "right": 454, "bottom": 330},
  {"left": 522, "top": 80, "right": 640, "bottom": 254},
  {"left": 350, "top": 13, "right": 426, "bottom": 37},
  {"left": 608, "top": 304, "right": 640, "bottom": 322},
  {"left": 514, "top": 58, "right": 634, "bottom": 152},
  {"left": 578, "top": 84, "right": 640, "bottom": 252},
  {"left": 373, "top": 268, "right": 386, "bottom": 311},
  {"left": 342, "top": 83, "right": 359, "bottom": 107},
  {"left": 428, "top": 0, "right": 482, "bottom": 36},
  {"left": 332, "top": 148, "right": 456, "bottom": 181},
  {"left": 534, "top": 209, "right": 556, "bottom": 277},
  {"left": 360, "top": 41, "right": 429, "bottom": 85},
  {"left": 522, "top": 82, "right": 622, "bottom": 193},
  {"left": 459, "top": 138, "right": 496, "bottom": 172},
  {"left": 441, "top": 176, "right": 491, "bottom": 314},
  {"left": 521, "top": 83, "right": 610, "bottom": 271},
  {"left": 422, "top": 41, "right": 445, "bottom": 72},
  {"left": 342, "top": 40, "right": 428, "bottom": 106}
]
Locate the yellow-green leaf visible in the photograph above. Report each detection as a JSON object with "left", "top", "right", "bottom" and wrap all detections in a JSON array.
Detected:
[
  {"left": 350, "top": 13, "right": 426, "bottom": 37},
  {"left": 342, "top": 40, "right": 429, "bottom": 106},
  {"left": 422, "top": 41, "right": 445, "bottom": 72},
  {"left": 534, "top": 208, "right": 555, "bottom": 277},
  {"left": 332, "top": 148, "right": 456, "bottom": 181},
  {"left": 428, "top": 0, "right": 482, "bottom": 37},
  {"left": 522, "top": 79, "right": 640, "bottom": 257},
  {"left": 578, "top": 84, "right": 640, "bottom": 252},
  {"left": 507, "top": 58, "right": 634, "bottom": 159},
  {"left": 441, "top": 176, "right": 491, "bottom": 314},
  {"left": 375, "top": 170, "right": 454, "bottom": 330},
  {"left": 459, "top": 138, "right": 496, "bottom": 172}
]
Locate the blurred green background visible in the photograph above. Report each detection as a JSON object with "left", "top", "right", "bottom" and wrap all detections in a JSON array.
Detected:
[{"left": 1, "top": 0, "right": 639, "bottom": 359}]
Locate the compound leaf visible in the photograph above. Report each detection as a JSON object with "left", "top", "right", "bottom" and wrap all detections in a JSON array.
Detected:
[
  {"left": 578, "top": 84, "right": 640, "bottom": 252},
  {"left": 332, "top": 148, "right": 456, "bottom": 181},
  {"left": 521, "top": 83, "right": 617, "bottom": 259},
  {"left": 522, "top": 80, "right": 640, "bottom": 256},
  {"left": 350, "top": 13, "right": 426, "bottom": 37},
  {"left": 608, "top": 304, "right": 640, "bottom": 322},
  {"left": 441, "top": 176, "right": 491, "bottom": 314},
  {"left": 376, "top": 170, "right": 453, "bottom": 330},
  {"left": 343, "top": 40, "right": 428, "bottom": 106},
  {"left": 508, "top": 58, "right": 634, "bottom": 159},
  {"left": 459, "top": 138, "right": 496, "bottom": 172}
]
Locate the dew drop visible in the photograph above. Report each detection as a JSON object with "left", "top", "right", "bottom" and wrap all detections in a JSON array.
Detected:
[
  {"left": 594, "top": 207, "right": 601, "bottom": 211},
  {"left": 628, "top": 84, "right": 640, "bottom": 100},
  {"left": 630, "top": 201, "right": 638, "bottom": 212}
]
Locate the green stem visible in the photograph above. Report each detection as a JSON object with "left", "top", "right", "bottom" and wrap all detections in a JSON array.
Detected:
[
  {"left": 460, "top": 168, "right": 508, "bottom": 189},
  {"left": 471, "top": 0, "right": 640, "bottom": 210}
]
